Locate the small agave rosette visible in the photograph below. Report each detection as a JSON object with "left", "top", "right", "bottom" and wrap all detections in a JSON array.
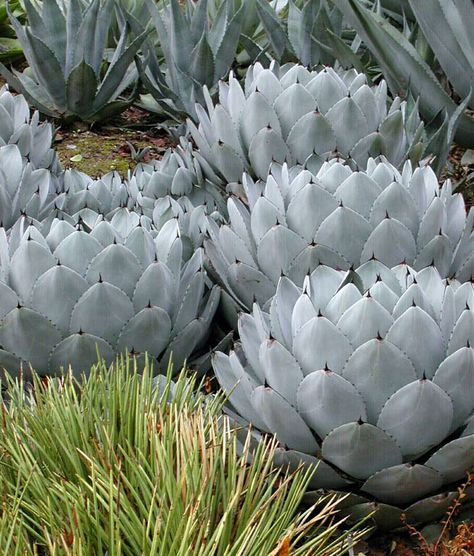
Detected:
[
  {"left": 0, "top": 86, "right": 60, "bottom": 172},
  {"left": 0, "top": 216, "right": 219, "bottom": 377},
  {"left": 187, "top": 62, "right": 424, "bottom": 185},
  {"left": 212, "top": 264, "right": 474, "bottom": 527},
  {"left": 0, "top": 144, "right": 58, "bottom": 232},
  {"left": 205, "top": 160, "right": 473, "bottom": 314}
]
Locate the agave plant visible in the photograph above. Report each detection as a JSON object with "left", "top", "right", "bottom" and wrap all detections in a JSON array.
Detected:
[
  {"left": 0, "top": 0, "right": 147, "bottom": 123},
  {"left": 0, "top": 216, "right": 220, "bottom": 377},
  {"left": 187, "top": 62, "right": 426, "bottom": 188},
  {"left": 0, "top": 144, "right": 62, "bottom": 232},
  {"left": 137, "top": 0, "right": 244, "bottom": 123},
  {"left": 0, "top": 86, "right": 60, "bottom": 172},
  {"left": 254, "top": 0, "right": 365, "bottom": 70},
  {"left": 205, "top": 160, "right": 473, "bottom": 316},
  {"left": 213, "top": 264, "right": 474, "bottom": 528},
  {"left": 332, "top": 0, "right": 474, "bottom": 150},
  {"left": 128, "top": 141, "right": 227, "bottom": 215}
]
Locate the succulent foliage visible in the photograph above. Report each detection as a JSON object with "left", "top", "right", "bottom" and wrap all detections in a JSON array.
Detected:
[
  {"left": 213, "top": 264, "right": 474, "bottom": 527},
  {"left": 205, "top": 160, "right": 473, "bottom": 314},
  {"left": 332, "top": 0, "right": 474, "bottom": 150},
  {"left": 187, "top": 62, "right": 426, "bottom": 188},
  {"left": 0, "top": 218, "right": 219, "bottom": 377},
  {"left": 0, "top": 0, "right": 147, "bottom": 122}
]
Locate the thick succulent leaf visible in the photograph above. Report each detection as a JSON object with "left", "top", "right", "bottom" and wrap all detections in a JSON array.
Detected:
[
  {"left": 392, "top": 283, "right": 437, "bottom": 323},
  {"left": 257, "top": 225, "right": 305, "bottom": 284},
  {"left": 66, "top": 60, "right": 97, "bottom": 118},
  {"left": 270, "top": 276, "right": 301, "bottom": 350},
  {"left": 322, "top": 422, "right": 403, "bottom": 480},
  {"left": 238, "top": 313, "right": 266, "bottom": 383},
  {"left": 212, "top": 141, "right": 245, "bottom": 183},
  {"left": 293, "top": 315, "right": 353, "bottom": 375},
  {"left": 24, "top": 29, "right": 67, "bottom": 111},
  {"left": 173, "top": 272, "right": 205, "bottom": 333},
  {"left": 254, "top": 0, "right": 292, "bottom": 60},
  {"left": 249, "top": 127, "right": 291, "bottom": 180},
  {"left": 447, "top": 308, "right": 474, "bottom": 355},
  {"left": 307, "top": 265, "right": 346, "bottom": 313},
  {"left": 213, "top": 350, "right": 267, "bottom": 431},
  {"left": 252, "top": 386, "right": 319, "bottom": 453},
  {"left": 297, "top": 370, "right": 367, "bottom": 438},
  {"left": 0, "top": 281, "right": 18, "bottom": 319},
  {"left": 227, "top": 262, "right": 275, "bottom": 309},
  {"left": 315, "top": 206, "right": 372, "bottom": 265},
  {"left": 240, "top": 92, "right": 280, "bottom": 150},
  {"left": 425, "top": 435, "right": 474, "bottom": 485},
  {"left": 342, "top": 338, "right": 417, "bottom": 424},
  {"left": 31, "top": 265, "right": 88, "bottom": 332},
  {"left": 54, "top": 231, "right": 102, "bottom": 277},
  {"left": 335, "top": 172, "right": 381, "bottom": 220},
  {"left": 386, "top": 307, "right": 445, "bottom": 379},
  {"left": 286, "top": 111, "right": 336, "bottom": 164},
  {"left": 367, "top": 281, "right": 399, "bottom": 314},
  {"left": 325, "top": 283, "right": 363, "bottom": 323},
  {"left": 307, "top": 69, "right": 345, "bottom": 113},
  {"left": 361, "top": 218, "right": 417, "bottom": 267},
  {"left": 133, "top": 262, "right": 176, "bottom": 316},
  {"left": 433, "top": 347, "right": 474, "bottom": 430},
  {"left": 377, "top": 379, "right": 453, "bottom": 458},
  {"left": 259, "top": 339, "right": 303, "bottom": 406},
  {"left": 0, "top": 307, "right": 62, "bottom": 374},
  {"left": 286, "top": 182, "right": 339, "bottom": 243},
  {"left": 404, "top": 492, "right": 457, "bottom": 525},
  {"left": 251, "top": 196, "right": 283, "bottom": 244},
  {"left": 70, "top": 282, "right": 134, "bottom": 346},
  {"left": 0, "top": 349, "right": 22, "bottom": 379},
  {"left": 414, "top": 234, "right": 453, "bottom": 279},
  {"left": 337, "top": 296, "right": 393, "bottom": 349},
  {"left": 9, "top": 240, "right": 56, "bottom": 303},
  {"left": 326, "top": 96, "right": 369, "bottom": 156},
  {"left": 250, "top": 69, "right": 283, "bottom": 103},
  {"left": 361, "top": 464, "right": 443, "bottom": 506},
  {"left": 117, "top": 306, "right": 171, "bottom": 359},
  {"left": 86, "top": 244, "right": 142, "bottom": 298},
  {"left": 273, "top": 449, "right": 351, "bottom": 490},
  {"left": 341, "top": 502, "right": 404, "bottom": 532},
  {"left": 49, "top": 332, "right": 114, "bottom": 377},
  {"left": 369, "top": 181, "right": 419, "bottom": 236},
  {"left": 273, "top": 84, "right": 316, "bottom": 139},
  {"left": 286, "top": 244, "right": 350, "bottom": 284}
]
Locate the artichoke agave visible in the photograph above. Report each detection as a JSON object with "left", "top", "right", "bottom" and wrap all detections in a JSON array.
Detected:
[
  {"left": 0, "top": 86, "right": 59, "bottom": 172},
  {"left": 0, "top": 216, "right": 220, "bottom": 377},
  {"left": 0, "top": 144, "right": 60, "bottom": 232},
  {"left": 212, "top": 264, "right": 474, "bottom": 528},
  {"left": 137, "top": 0, "right": 244, "bottom": 122},
  {"left": 0, "top": 0, "right": 147, "bottom": 123},
  {"left": 187, "top": 62, "right": 425, "bottom": 186},
  {"left": 205, "top": 160, "right": 473, "bottom": 315}
]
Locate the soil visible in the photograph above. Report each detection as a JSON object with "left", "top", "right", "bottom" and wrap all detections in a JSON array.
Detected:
[{"left": 53, "top": 107, "right": 176, "bottom": 177}]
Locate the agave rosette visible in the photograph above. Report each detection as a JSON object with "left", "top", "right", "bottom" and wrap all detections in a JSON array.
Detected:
[
  {"left": 205, "top": 160, "right": 473, "bottom": 315},
  {"left": 187, "top": 62, "right": 425, "bottom": 187},
  {"left": 0, "top": 215, "right": 220, "bottom": 377},
  {"left": 213, "top": 263, "right": 474, "bottom": 528},
  {"left": 0, "top": 144, "right": 61, "bottom": 232},
  {"left": 0, "top": 86, "right": 60, "bottom": 172}
]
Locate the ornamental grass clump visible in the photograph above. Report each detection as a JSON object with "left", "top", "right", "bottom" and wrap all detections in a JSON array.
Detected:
[{"left": 0, "top": 356, "right": 369, "bottom": 555}]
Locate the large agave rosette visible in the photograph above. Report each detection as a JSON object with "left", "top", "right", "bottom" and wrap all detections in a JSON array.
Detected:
[
  {"left": 0, "top": 215, "right": 219, "bottom": 377},
  {"left": 187, "top": 62, "right": 425, "bottom": 186},
  {"left": 212, "top": 264, "right": 474, "bottom": 528},
  {"left": 205, "top": 160, "right": 473, "bottom": 318}
]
